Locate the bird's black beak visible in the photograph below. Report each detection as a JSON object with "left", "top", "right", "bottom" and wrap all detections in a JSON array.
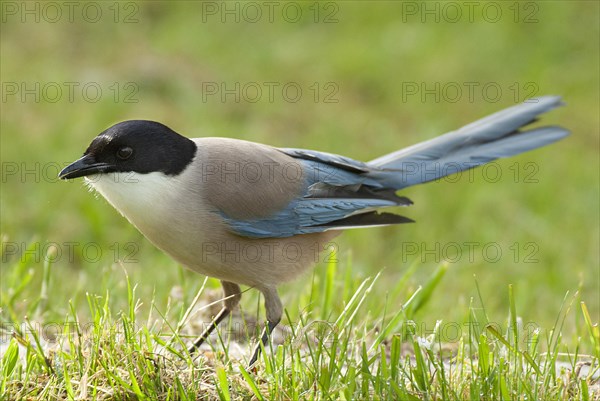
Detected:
[{"left": 59, "top": 154, "right": 113, "bottom": 180}]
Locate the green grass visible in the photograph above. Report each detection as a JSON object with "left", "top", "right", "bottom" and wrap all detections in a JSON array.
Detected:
[
  {"left": 1, "top": 1, "right": 599, "bottom": 399},
  {"left": 1, "top": 255, "right": 598, "bottom": 399}
]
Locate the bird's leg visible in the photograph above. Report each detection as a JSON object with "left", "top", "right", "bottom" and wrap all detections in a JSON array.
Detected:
[
  {"left": 188, "top": 281, "right": 241, "bottom": 354},
  {"left": 249, "top": 287, "right": 282, "bottom": 366}
]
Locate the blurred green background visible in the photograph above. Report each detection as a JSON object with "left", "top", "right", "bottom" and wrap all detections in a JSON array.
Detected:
[{"left": 1, "top": 2, "right": 598, "bottom": 337}]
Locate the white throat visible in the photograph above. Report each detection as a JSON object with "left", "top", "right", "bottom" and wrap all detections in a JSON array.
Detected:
[{"left": 85, "top": 171, "right": 178, "bottom": 229}]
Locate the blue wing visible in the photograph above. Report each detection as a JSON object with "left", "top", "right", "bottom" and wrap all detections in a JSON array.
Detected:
[{"left": 220, "top": 152, "right": 412, "bottom": 238}]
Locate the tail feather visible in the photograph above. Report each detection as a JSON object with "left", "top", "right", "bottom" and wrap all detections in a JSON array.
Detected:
[
  {"left": 368, "top": 96, "right": 569, "bottom": 189},
  {"left": 316, "top": 211, "right": 414, "bottom": 230}
]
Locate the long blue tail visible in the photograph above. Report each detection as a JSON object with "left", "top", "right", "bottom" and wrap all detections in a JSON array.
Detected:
[
  {"left": 264, "top": 97, "right": 569, "bottom": 236},
  {"left": 367, "top": 96, "right": 569, "bottom": 189}
]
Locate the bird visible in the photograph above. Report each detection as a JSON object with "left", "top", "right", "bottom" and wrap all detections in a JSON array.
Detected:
[{"left": 59, "top": 96, "right": 568, "bottom": 365}]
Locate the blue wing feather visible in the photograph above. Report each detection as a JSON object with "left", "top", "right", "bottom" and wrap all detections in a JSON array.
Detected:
[
  {"left": 222, "top": 197, "right": 398, "bottom": 238},
  {"left": 221, "top": 158, "right": 400, "bottom": 238}
]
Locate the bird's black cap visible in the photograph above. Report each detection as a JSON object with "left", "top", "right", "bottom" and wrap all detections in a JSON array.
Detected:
[{"left": 59, "top": 120, "right": 197, "bottom": 180}]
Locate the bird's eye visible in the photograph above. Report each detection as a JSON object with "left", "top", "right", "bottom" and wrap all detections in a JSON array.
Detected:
[{"left": 117, "top": 147, "right": 133, "bottom": 160}]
